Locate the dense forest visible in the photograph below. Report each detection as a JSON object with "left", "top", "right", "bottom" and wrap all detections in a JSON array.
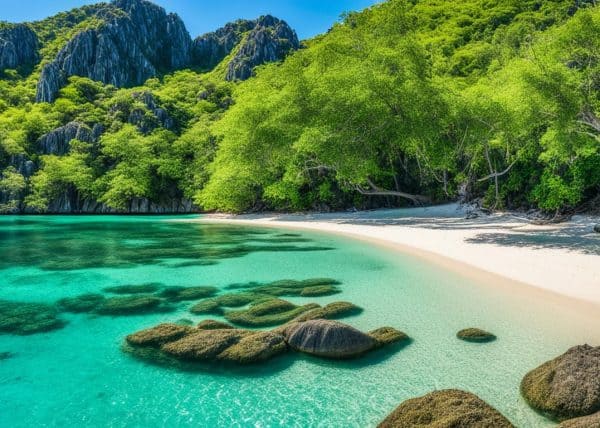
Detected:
[{"left": 0, "top": 0, "right": 599, "bottom": 214}]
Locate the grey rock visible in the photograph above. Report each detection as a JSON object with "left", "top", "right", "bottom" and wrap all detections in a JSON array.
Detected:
[
  {"left": 37, "top": 122, "right": 95, "bottom": 156},
  {"left": 594, "top": 224, "right": 600, "bottom": 234},
  {"left": 0, "top": 24, "right": 38, "bottom": 71},
  {"left": 36, "top": 0, "right": 192, "bottom": 102},
  {"left": 8, "top": 154, "right": 36, "bottom": 178},
  {"left": 192, "top": 20, "right": 256, "bottom": 70}
]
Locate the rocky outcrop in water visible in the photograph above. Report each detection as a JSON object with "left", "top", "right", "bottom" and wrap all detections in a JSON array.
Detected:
[
  {"left": 192, "top": 15, "right": 299, "bottom": 81},
  {"left": 36, "top": 0, "right": 192, "bottom": 102},
  {"left": 0, "top": 24, "right": 39, "bottom": 71},
  {"left": 521, "top": 344, "right": 600, "bottom": 421},
  {"left": 378, "top": 389, "right": 514, "bottom": 427}
]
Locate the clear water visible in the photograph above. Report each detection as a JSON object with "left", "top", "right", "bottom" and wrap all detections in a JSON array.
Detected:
[{"left": 0, "top": 216, "right": 599, "bottom": 428}]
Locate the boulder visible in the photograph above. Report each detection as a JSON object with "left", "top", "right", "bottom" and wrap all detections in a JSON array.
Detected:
[
  {"left": 378, "top": 389, "right": 514, "bottom": 427},
  {"left": 217, "top": 331, "right": 288, "bottom": 363},
  {"left": 457, "top": 328, "right": 497, "bottom": 343},
  {"left": 161, "top": 329, "right": 251, "bottom": 361},
  {"left": 559, "top": 412, "right": 600, "bottom": 427},
  {"left": 521, "top": 345, "right": 600, "bottom": 420},
  {"left": 284, "top": 319, "right": 377, "bottom": 359},
  {"left": 369, "top": 327, "right": 410, "bottom": 346},
  {"left": 224, "top": 299, "right": 320, "bottom": 327}
]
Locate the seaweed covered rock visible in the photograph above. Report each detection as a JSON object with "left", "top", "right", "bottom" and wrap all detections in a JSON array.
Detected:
[
  {"left": 197, "top": 320, "right": 234, "bottom": 330},
  {"left": 369, "top": 327, "right": 409, "bottom": 346},
  {"left": 0, "top": 300, "right": 65, "bottom": 335},
  {"left": 284, "top": 319, "right": 377, "bottom": 359},
  {"left": 225, "top": 299, "right": 319, "bottom": 327},
  {"left": 299, "top": 285, "right": 340, "bottom": 297},
  {"left": 292, "top": 302, "right": 363, "bottom": 322},
  {"left": 104, "top": 283, "right": 162, "bottom": 295},
  {"left": 96, "top": 295, "right": 167, "bottom": 315},
  {"left": 218, "top": 331, "right": 287, "bottom": 363},
  {"left": 521, "top": 345, "right": 600, "bottom": 420},
  {"left": 253, "top": 278, "right": 341, "bottom": 297},
  {"left": 457, "top": 328, "right": 497, "bottom": 343},
  {"left": 189, "top": 299, "right": 223, "bottom": 315},
  {"left": 378, "top": 389, "right": 514, "bottom": 427},
  {"left": 159, "top": 286, "right": 218, "bottom": 302},
  {"left": 57, "top": 293, "right": 105, "bottom": 313},
  {"left": 559, "top": 412, "right": 600, "bottom": 427},
  {"left": 126, "top": 323, "right": 193, "bottom": 347},
  {"left": 161, "top": 329, "right": 251, "bottom": 361},
  {"left": 216, "top": 292, "right": 274, "bottom": 307}
]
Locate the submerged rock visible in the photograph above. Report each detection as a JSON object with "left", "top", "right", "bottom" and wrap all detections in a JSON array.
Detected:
[
  {"left": 161, "top": 329, "right": 251, "bottom": 361},
  {"left": 95, "top": 295, "right": 167, "bottom": 315},
  {"left": 457, "top": 328, "right": 497, "bottom": 343},
  {"left": 197, "top": 320, "right": 234, "bottom": 330},
  {"left": 224, "top": 299, "right": 319, "bottom": 327},
  {"left": 369, "top": 327, "right": 409, "bottom": 347},
  {"left": 594, "top": 224, "right": 600, "bottom": 234},
  {"left": 0, "top": 351, "right": 14, "bottom": 361},
  {"left": 103, "top": 283, "right": 162, "bottom": 295},
  {"left": 218, "top": 331, "right": 287, "bottom": 364},
  {"left": 559, "top": 412, "right": 600, "bottom": 427},
  {"left": 284, "top": 319, "right": 377, "bottom": 359},
  {"left": 521, "top": 345, "right": 600, "bottom": 420},
  {"left": 58, "top": 294, "right": 105, "bottom": 313},
  {"left": 292, "top": 301, "right": 362, "bottom": 322},
  {"left": 189, "top": 299, "right": 223, "bottom": 315},
  {"left": 0, "top": 300, "right": 65, "bottom": 335},
  {"left": 378, "top": 389, "right": 514, "bottom": 427},
  {"left": 159, "top": 286, "right": 218, "bottom": 302}
]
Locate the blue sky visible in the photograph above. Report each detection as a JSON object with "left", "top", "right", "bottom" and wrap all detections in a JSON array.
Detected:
[{"left": 1, "top": 0, "right": 381, "bottom": 39}]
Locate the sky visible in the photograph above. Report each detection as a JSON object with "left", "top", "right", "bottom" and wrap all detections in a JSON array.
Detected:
[{"left": 0, "top": 0, "right": 381, "bottom": 40}]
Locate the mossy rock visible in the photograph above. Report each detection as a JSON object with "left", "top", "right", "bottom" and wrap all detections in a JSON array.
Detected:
[
  {"left": 57, "top": 294, "right": 105, "bottom": 313},
  {"left": 161, "top": 329, "right": 252, "bottom": 361},
  {"left": 189, "top": 299, "right": 223, "bottom": 315},
  {"left": 0, "top": 299, "right": 66, "bottom": 335},
  {"left": 369, "top": 327, "right": 409, "bottom": 346},
  {"left": 378, "top": 389, "right": 514, "bottom": 427},
  {"left": 215, "top": 292, "right": 274, "bottom": 307},
  {"left": 95, "top": 295, "right": 168, "bottom": 315},
  {"left": 559, "top": 412, "right": 600, "bottom": 427},
  {"left": 292, "top": 301, "right": 362, "bottom": 322},
  {"left": 103, "top": 283, "right": 162, "bottom": 295},
  {"left": 521, "top": 345, "right": 600, "bottom": 421},
  {"left": 197, "top": 320, "right": 234, "bottom": 330},
  {"left": 126, "top": 323, "right": 193, "bottom": 347},
  {"left": 175, "top": 318, "right": 194, "bottom": 326},
  {"left": 457, "top": 328, "right": 497, "bottom": 343},
  {"left": 300, "top": 278, "right": 341, "bottom": 287},
  {"left": 299, "top": 285, "right": 341, "bottom": 297},
  {"left": 218, "top": 331, "right": 288, "bottom": 364},
  {"left": 159, "top": 286, "right": 218, "bottom": 302},
  {"left": 225, "top": 299, "right": 320, "bottom": 327}
]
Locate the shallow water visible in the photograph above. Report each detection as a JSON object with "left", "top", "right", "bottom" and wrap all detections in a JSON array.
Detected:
[{"left": 0, "top": 216, "right": 598, "bottom": 427}]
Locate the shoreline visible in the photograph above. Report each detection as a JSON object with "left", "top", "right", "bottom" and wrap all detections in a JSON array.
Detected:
[{"left": 183, "top": 204, "right": 600, "bottom": 314}]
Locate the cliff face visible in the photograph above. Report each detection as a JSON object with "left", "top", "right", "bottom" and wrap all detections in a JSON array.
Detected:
[
  {"left": 36, "top": 0, "right": 192, "bottom": 102},
  {"left": 193, "top": 15, "right": 300, "bottom": 81},
  {"left": 0, "top": 24, "right": 39, "bottom": 71}
]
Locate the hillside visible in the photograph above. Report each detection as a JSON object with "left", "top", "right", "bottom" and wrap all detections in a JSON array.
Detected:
[{"left": 0, "top": 0, "right": 598, "bottom": 214}]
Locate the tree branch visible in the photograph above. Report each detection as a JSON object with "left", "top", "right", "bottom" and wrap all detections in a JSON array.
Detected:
[
  {"left": 477, "top": 160, "right": 517, "bottom": 182},
  {"left": 355, "top": 178, "right": 431, "bottom": 204}
]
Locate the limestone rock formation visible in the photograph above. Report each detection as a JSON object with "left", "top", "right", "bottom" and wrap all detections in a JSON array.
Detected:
[
  {"left": 0, "top": 24, "right": 38, "bottom": 71},
  {"left": 521, "top": 345, "right": 600, "bottom": 420},
  {"left": 36, "top": 0, "right": 192, "bottom": 102},
  {"left": 378, "top": 389, "right": 514, "bottom": 427},
  {"left": 37, "top": 122, "right": 96, "bottom": 155}
]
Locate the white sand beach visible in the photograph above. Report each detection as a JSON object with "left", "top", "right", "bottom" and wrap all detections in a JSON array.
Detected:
[{"left": 193, "top": 204, "right": 600, "bottom": 307}]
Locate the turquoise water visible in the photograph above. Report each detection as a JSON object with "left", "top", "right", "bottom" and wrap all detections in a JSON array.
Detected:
[{"left": 0, "top": 216, "right": 599, "bottom": 427}]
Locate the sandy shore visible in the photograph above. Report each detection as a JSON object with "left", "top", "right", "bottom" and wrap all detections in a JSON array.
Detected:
[{"left": 189, "top": 204, "right": 600, "bottom": 306}]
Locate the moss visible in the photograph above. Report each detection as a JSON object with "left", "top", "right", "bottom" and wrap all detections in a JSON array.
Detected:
[
  {"left": 197, "top": 320, "right": 234, "bottom": 330},
  {"left": 369, "top": 327, "right": 410, "bottom": 346},
  {"left": 0, "top": 299, "right": 66, "bottom": 335},
  {"left": 189, "top": 299, "right": 223, "bottom": 315},
  {"left": 218, "top": 332, "right": 287, "bottom": 364},
  {"left": 95, "top": 295, "right": 168, "bottom": 315},
  {"left": 292, "top": 301, "right": 363, "bottom": 322},
  {"left": 126, "top": 323, "right": 193, "bottom": 347},
  {"left": 225, "top": 299, "right": 320, "bottom": 327},
  {"left": 299, "top": 285, "right": 340, "bottom": 297},
  {"left": 57, "top": 293, "right": 105, "bottom": 313},
  {"left": 103, "top": 283, "right": 162, "bottom": 294},
  {"left": 378, "top": 389, "right": 514, "bottom": 427},
  {"left": 456, "top": 328, "right": 497, "bottom": 343},
  {"left": 159, "top": 286, "right": 218, "bottom": 302}
]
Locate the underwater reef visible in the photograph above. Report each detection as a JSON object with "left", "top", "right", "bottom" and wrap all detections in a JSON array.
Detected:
[
  {"left": 456, "top": 328, "right": 497, "bottom": 343},
  {"left": 0, "top": 299, "right": 65, "bottom": 335}
]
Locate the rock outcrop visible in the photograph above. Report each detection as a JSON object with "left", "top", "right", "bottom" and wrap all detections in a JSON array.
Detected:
[
  {"left": 192, "top": 15, "right": 299, "bottom": 81},
  {"left": 36, "top": 0, "right": 192, "bottom": 102},
  {"left": 521, "top": 345, "right": 600, "bottom": 420},
  {"left": 37, "top": 122, "right": 97, "bottom": 156},
  {"left": 378, "top": 389, "right": 514, "bottom": 428},
  {"left": 0, "top": 24, "right": 38, "bottom": 71}
]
